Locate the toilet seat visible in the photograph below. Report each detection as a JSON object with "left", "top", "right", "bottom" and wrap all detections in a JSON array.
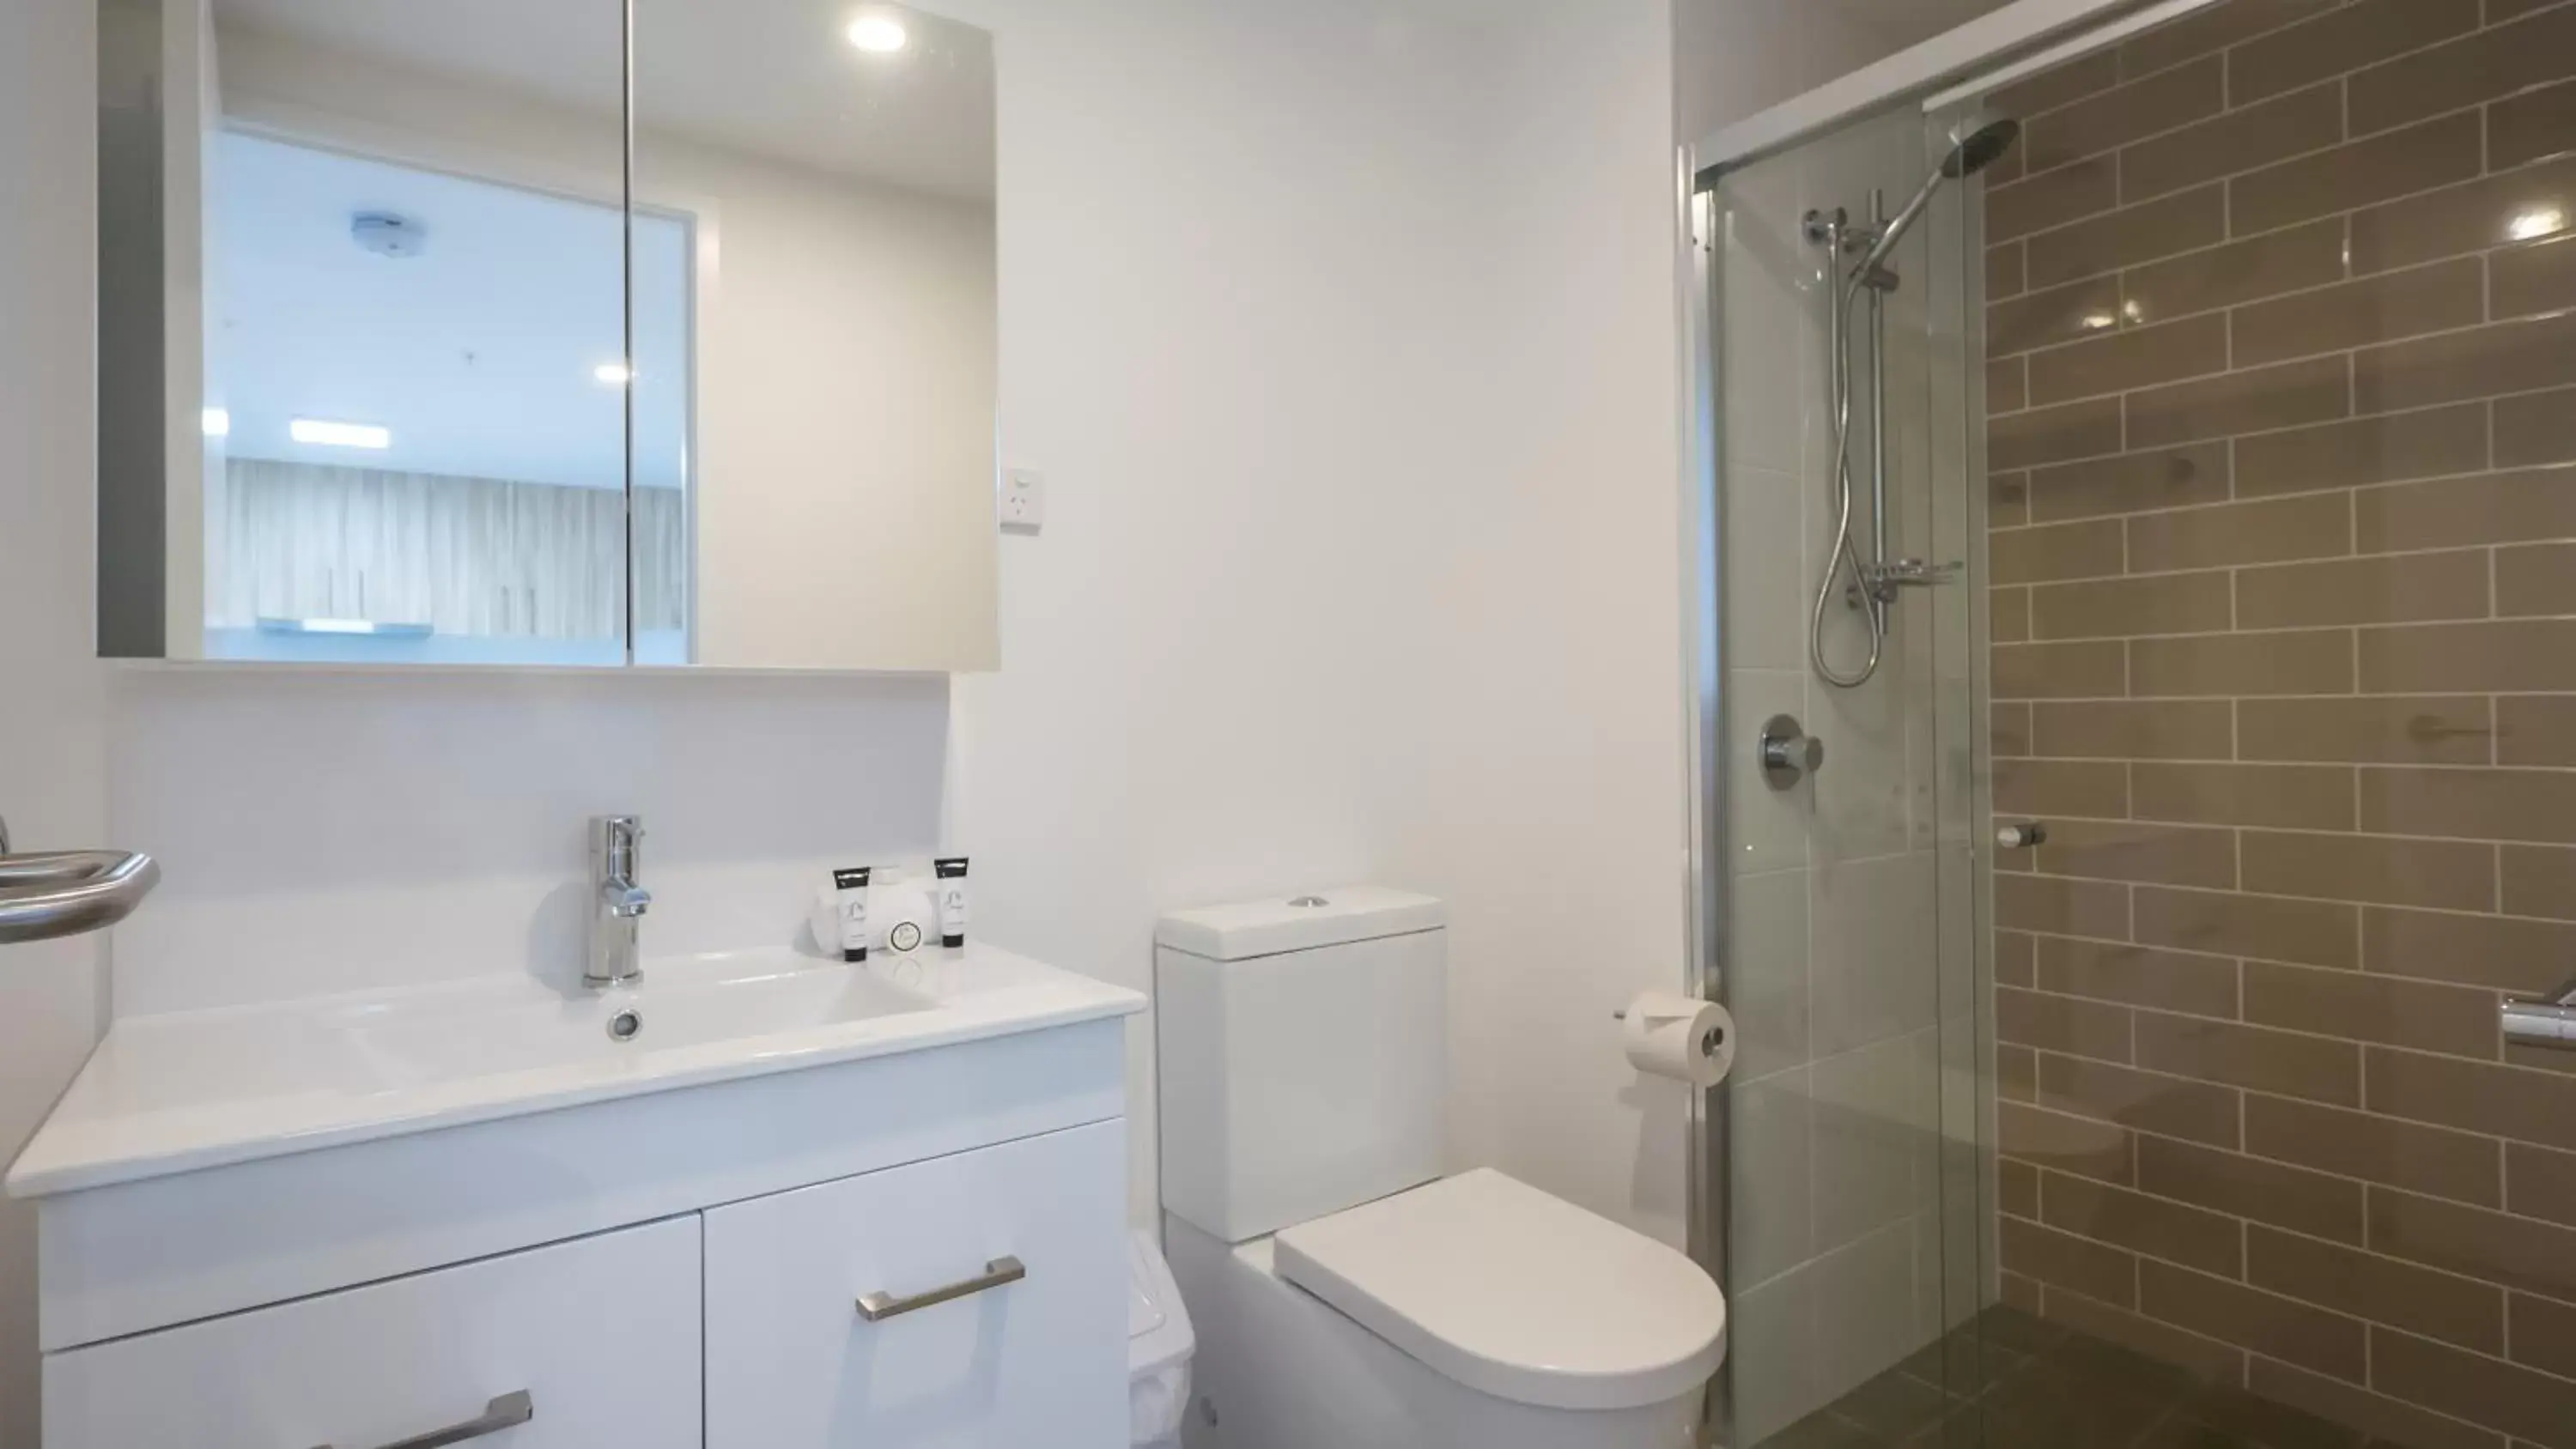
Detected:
[{"left": 1272, "top": 1167, "right": 1727, "bottom": 1412}]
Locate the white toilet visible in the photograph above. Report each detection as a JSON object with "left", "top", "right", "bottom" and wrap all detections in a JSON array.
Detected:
[{"left": 1154, "top": 888, "right": 1726, "bottom": 1449}]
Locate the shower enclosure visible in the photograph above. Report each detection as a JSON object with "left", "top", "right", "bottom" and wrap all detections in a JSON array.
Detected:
[{"left": 1689, "top": 2, "right": 2576, "bottom": 1446}]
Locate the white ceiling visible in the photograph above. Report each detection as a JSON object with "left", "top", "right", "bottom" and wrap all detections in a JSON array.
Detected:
[
  {"left": 212, "top": 131, "right": 692, "bottom": 490},
  {"left": 211, "top": 0, "right": 996, "bottom": 203}
]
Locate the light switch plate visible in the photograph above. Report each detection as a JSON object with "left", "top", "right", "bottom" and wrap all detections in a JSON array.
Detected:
[{"left": 1001, "top": 468, "right": 1045, "bottom": 533}]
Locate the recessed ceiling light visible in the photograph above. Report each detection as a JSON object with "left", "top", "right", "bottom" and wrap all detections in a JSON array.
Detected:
[
  {"left": 2508, "top": 206, "right": 2567, "bottom": 242},
  {"left": 290, "top": 418, "right": 392, "bottom": 450},
  {"left": 201, "top": 407, "right": 230, "bottom": 438},
  {"left": 847, "top": 12, "right": 908, "bottom": 52},
  {"left": 594, "top": 361, "right": 635, "bottom": 385}
]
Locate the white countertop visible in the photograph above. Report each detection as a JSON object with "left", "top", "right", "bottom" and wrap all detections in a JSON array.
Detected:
[{"left": 7, "top": 943, "right": 1144, "bottom": 1198}]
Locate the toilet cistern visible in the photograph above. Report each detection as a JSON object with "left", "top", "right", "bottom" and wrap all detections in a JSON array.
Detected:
[{"left": 586, "top": 815, "right": 652, "bottom": 989}]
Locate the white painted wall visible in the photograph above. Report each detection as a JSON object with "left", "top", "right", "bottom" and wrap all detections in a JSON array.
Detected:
[
  {"left": 934, "top": 0, "right": 1700, "bottom": 1239},
  {"left": 0, "top": 2, "right": 110, "bottom": 1440},
  {"left": 939, "top": 0, "right": 1489, "bottom": 1225},
  {"left": 1399, "top": 0, "right": 1697, "bottom": 1246}
]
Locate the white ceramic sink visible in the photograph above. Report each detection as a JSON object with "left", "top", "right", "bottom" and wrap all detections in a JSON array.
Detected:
[
  {"left": 345, "top": 958, "right": 936, "bottom": 1085},
  {"left": 7, "top": 943, "right": 1142, "bottom": 1197}
]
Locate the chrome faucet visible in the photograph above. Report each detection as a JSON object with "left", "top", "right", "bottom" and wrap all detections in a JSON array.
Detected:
[{"left": 586, "top": 815, "right": 651, "bottom": 989}]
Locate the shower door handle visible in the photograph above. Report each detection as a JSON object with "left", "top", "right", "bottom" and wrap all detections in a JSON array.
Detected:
[{"left": 2504, "top": 977, "right": 2576, "bottom": 1052}]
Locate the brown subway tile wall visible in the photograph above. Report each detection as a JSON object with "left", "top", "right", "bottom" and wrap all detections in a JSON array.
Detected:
[
  {"left": 1983, "top": 4, "right": 2576, "bottom": 1443},
  {"left": 2233, "top": 404, "right": 2491, "bottom": 499},
  {"left": 2039, "top": 1052, "right": 2247, "bottom": 1147},
  {"left": 2348, "top": 154, "right": 2576, "bottom": 274},
  {"left": 2026, "top": 185, "right": 2228, "bottom": 289},
  {"left": 2027, "top": 442, "right": 2232, "bottom": 521},
  {"left": 2242, "top": 1093, "right": 2503, "bottom": 1204},
  {"left": 2247, "top": 1224, "right": 2503, "bottom": 1355},
  {"left": 2488, "top": 75, "right": 2576, "bottom": 170}
]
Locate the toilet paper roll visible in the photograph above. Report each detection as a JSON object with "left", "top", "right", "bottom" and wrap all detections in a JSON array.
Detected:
[{"left": 1620, "top": 993, "right": 1736, "bottom": 1088}]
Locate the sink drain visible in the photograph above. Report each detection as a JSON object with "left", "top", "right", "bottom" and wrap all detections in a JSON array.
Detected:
[{"left": 606, "top": 1008, "right": 643, "bottom": 1043}]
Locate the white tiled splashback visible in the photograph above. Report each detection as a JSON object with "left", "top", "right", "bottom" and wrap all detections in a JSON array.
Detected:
[
  {"left": 1715, "top": 100, "right": 1978, "bottom": 1445},
  {"left": 105, "top": 669, "right": 951, "bottom": 1016}
]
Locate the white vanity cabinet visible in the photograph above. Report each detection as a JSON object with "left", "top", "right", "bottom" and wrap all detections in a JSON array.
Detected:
[
  {"left": 706, "top": 1120, "right": 1129, "bottom": 1446},
  {"left": 39, "top": 1121, "right": 1133, "bottom": 1449},
  {"left": 43, "top": 1216, "right": 702, "bottom": 1449},
  {"left": 13, "top": 968, "right": 1146, "bottom": 1449}
]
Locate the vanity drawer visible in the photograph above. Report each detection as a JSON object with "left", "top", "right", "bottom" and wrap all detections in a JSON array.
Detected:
[
  {"left": 704, "top": 1119, "right": 1127, "bottom": 1447},
  {"left": 43, "top": 1216, "right": 701, "bottom": 1449}
]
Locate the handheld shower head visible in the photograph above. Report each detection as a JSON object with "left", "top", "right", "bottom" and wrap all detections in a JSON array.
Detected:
[
  {"left": 1851, "top": 117, "right": 2021, "bottom": 282},
  {"left": 1945, "top": 118, "right": 2022, "bottom": 179}
]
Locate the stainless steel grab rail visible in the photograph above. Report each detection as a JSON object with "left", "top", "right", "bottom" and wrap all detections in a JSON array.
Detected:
[
  {"left": 2504, "top": 977, "right": 2576, "bottom": 1052},
  {"left": 307, "top": 1390, "right": 532, "bottom": 1449},
  {"left": 0, "top": 814, "right": 161, "bottom": 946}
]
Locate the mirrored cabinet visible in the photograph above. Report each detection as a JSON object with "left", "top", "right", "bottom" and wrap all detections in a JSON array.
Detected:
[{"left": 98, "top": 0, "right": 999, "bottom": 671}]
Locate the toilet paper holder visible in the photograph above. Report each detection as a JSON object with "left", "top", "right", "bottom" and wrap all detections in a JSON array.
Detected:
[{"left": 1610, "top": 1003, "right": 1728, "bottom": 1059}]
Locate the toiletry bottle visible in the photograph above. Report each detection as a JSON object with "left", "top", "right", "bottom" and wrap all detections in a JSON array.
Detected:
[
  {"left": 830, "top": 867, "right": 872, "bottom": 961},
  {"left": 933, "top": 857, "right": 969, "bottom": 948}
]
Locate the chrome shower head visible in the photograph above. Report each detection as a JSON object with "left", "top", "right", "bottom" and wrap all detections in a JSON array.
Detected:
[
  {"left": 1851, "top": 116, "right": 2022, "bottom": 282},
  {"left": 1943, "top": 118, "right": 2022, "bottom": 179}
]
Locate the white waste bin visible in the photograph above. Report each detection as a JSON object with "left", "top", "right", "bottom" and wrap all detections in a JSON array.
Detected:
[{"left": 1127, "top": 1229, "right": 1195, "bottom": 1448}]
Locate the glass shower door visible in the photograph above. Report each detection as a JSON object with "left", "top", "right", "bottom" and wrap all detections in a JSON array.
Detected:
[
  {"left": 1708, "top": 2, "right": 2576, "bottom": 1446},
  {"left": 1705, "top": 100, "right": 1992, "bottom": 1446}
]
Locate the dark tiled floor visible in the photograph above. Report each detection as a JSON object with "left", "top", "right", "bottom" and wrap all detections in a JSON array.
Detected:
[{"left": 1748, "top": 1307, "right": 2392, "bottom": 1449}]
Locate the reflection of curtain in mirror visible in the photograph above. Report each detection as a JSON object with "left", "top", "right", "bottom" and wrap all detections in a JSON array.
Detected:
[
  {"left": 629, "top": 488, "right": 688, "bottom": 638},
  {"left": 210, "top": 460, "right": 683, "bottom": 640}
]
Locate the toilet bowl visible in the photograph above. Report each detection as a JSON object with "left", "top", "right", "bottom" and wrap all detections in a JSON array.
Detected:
[{"left": 1154, "top": 889, "right": 1726, "bottom": 1449}]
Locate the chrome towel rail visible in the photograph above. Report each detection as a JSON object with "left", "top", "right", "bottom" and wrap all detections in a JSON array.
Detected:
[{"left": 0, "top": 815, "right": 161, "bottom": 946}]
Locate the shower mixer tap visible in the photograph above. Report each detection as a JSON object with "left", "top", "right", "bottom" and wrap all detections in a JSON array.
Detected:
[{"left": 1850, "top": 559, "right": 1964, "bottom": 606}]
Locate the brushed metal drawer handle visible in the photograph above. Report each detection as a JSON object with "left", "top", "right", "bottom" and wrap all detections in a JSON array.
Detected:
[
  {"left": 308, "top": 1390, "right": 532, "bottom": 1449},
  {"left": 857, "top": 1255, "right": 1027, "bottom": 1322}
]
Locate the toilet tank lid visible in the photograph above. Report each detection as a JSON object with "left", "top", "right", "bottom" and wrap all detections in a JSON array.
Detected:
[{"left": 1155, "top": 887, "right": 1444, "bottom": 961}]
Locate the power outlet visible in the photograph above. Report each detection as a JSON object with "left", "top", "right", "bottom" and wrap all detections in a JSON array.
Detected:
[{"left": 1000, "top": 468, "right": 1045, "bottom": 533}]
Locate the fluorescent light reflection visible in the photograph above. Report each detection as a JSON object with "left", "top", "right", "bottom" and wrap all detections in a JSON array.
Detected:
[
  {"left": 2508, "top": 207, "right": 2567, "bottom": 243},
  {"left": 847, "top": 13, "right": 908, "bottom": 52},
  {"left": 289, "top": 418, "right": 392, "bottom": 450},
  {"left": 201, "top": 407, "right": 230, "bottom": 437},
  {"left": 594, "top": 361, "right": 635, "bottom": 386}
]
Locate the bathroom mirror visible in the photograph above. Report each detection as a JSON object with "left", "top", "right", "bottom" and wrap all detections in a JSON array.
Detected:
[{"left": 96, "top": 0, "right": 999, "bottom": 671}]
